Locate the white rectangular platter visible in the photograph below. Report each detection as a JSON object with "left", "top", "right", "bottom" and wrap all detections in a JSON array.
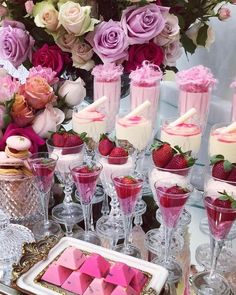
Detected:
[{"left": 16, "top": 237, "right": 168, "bottom": 295}]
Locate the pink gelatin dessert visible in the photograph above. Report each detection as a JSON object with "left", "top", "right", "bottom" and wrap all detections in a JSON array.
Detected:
[
  {"left": 41, "top": 262, "right": 72, "bottom": 286},
  {"left": 111, "top": 285, "right": 138, "bottom": 295},
  {"left": 105, "top": 262, "right": 135, "bottom": 287},
  {"left": 130, "top": 268, "right": 148, "bottom": 293},
  {"left": 56, "top": 246, "right": 86, "bottom": 270},
  {"left": 84, "top": 278, "right": 115, "bottom": 295},
  {"left": 61, "top": 270, "right": 92, "bottom": 294},
  {"left": 80, "top": 253, "right": 110, "bottom": 278}
]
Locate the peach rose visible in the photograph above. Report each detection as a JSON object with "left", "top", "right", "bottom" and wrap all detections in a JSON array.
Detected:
[
  {"left": 11, "top": 94, "right": 35, "bottom": 127},
  {"left": 55, "top": 28, "right": 77, "bottom": 52},
  {"left": 21, "top": 76, "right": 56, "bottom": 110},
  {"left": 71, "top": 41, "right": 94, "bottom": 70}
]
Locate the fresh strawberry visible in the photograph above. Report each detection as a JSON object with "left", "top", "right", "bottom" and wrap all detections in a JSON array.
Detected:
[
  {"left": 213, "top": 198, "right": 232, "bottom": 209},
  {"left": 77, "top": 166, "right": 93, "bottom": 173},
  {"left": 227, "top": 164, "right": 236, "bottom": 182},
  {"left": 64, "top": 134, "right": 83, "bottom": 147},
  {"left": 98, "top": 134, "right": 115, "bottom": 156},
  {"left": 166, "top": 185, "right": 188, "bottom": 195},
  {"left": 151, "top": 141, "right": 174, "bottom": 168},
  {"left": 120, "top": 176, "right": 138, "bottom": 185},
  {"left": 108, "top": 147, "right": 128, "bottom": 165},
  {"left": 210, "top": 155, "right": 232, "bottom": 180},
  {"left": 114, "top": 176, "right": 142, "bottom": 200},
  {"left": 160, "top": 185, "right": 189, "bottom": 208},
  {"left": 52, "top": 133, "right": 65, "bottom": 147}
]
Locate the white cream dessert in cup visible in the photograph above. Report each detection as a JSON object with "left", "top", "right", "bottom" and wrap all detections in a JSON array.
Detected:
[
  {"left": 72, "top": 96, "right": 108, "bottom": 144},
  {"left": 115, "top": 101, "right": 152, "bottom": 152},
  {"left": 160, "top": 108, "right": 202, "bottom": 155},
  {"left": 209, "top": 122, "right": 236, "bottom": 163}
]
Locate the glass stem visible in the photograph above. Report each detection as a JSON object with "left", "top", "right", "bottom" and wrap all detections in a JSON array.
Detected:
[
  {"left": 65, "top": 224, "right": 73, "bottom": 237},
  {"left": 90, "top": 204, "right": 95, "bottom": 231},
  {"left": 110, "top": 192, "right": 121, "bottom": 219},
  {"left": 63, "top": 183, "right": 73, "bottom": 204},
  {"left": 101, "top": 194, "right": 110, "bottom": 216},
  {"left": 164, "top": 226, "right": 174, "bottom": 263},
  {"left": 42, "top": 192, "right": 50, "bottom": 226},
  {"left": 209, "top": 237, "right": 224, "bottom": 278},
  {"left": 123, "top": 214, "right": 133, "bottom": 250},
  {"left": 82, "top": 203, "right": 91, "bottom": 235}
]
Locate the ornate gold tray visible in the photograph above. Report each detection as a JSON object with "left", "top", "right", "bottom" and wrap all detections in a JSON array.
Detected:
[{"left": 12, "top": 236, "right": 168, "bottom": 295}]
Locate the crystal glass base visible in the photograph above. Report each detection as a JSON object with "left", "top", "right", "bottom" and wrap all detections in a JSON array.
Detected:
[
  {"left": 33, "top": 220, "right": 62, "bottom": 241},
  {"left": 144, "top": 228, "right": 184, "bottom": 256},
  {"left": 134, "top": 199, "right": 147, "bottom": 215},
  {"left": 192, "top": 271, "right": 232, "bottom": 295},
  {"left": 195, "top": 243, "right": 236, "bottom": 273},
  {"left": 199, "top": 217, "right": 236, "bottom": 240},
  {"left": 76, "top": 231, "right": 101, "bottom": 246},
  {"left": 96, "top": 215, "right": 124, "bottom": 240},
  {"left": 156, "top": 208, "right": 191, "bottom": 229},
  {"left": 70, "top": 225, "right": 84, "bottom": 238},
  {"left": 52, "top": 203, "right": 84, "bottom": 226},
  {"left": 152, "top": 257, "right": 182, "bottom": 284},
  {"left": 114, "top": 244, "right": 141, "bottom": 258}
]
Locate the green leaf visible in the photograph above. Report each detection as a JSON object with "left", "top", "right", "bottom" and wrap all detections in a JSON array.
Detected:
[
  {"left": 181, "top": 34, "right": 197, "bottom": 54},
  {"left": 223, "top": 160, "right": 233, "bottom": 172},
  {"left": 196, "top": 24, "right": 209, "bottom": 47},
  {"left": 219, "top": 195, "right": 229, "bottom": 201},
  {"left": 210, "top": 154, "right": 225, "bottom": 165},
  {"left": 232, "top": 201, "right": 236, "bottom": 209}
]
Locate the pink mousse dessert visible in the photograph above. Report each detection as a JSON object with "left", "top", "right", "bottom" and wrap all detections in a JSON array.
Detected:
[
  {"left": 80, "top": 253, "right": 110, "bottom": 278},
  {"left": 161, "top": 122, "right": 202, "bottom": 155},
  {"left": 56, "top": 246, "right": 86, "bottom": 270},
  {"left": 41, "top": 262, "right": 72, "bottom": 286},
  {"left": 105, "top": 262, "right": 135, "bottom": 287},
  {"left": 84, "top": 278, "right": 115, "bottom": 295},
  {"left": 111, "top": 285, "right": 138, "bottom": 295},
  {"left": 61, "top": 270, "right": 92, "bottom": 294}
]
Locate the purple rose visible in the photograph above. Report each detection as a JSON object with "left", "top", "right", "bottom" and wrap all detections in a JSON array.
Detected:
[
  {"left": 121, "top": 4, "right": 169, "bottom": 45},
  {"left": 0, "top": 20, "right": 34, "bottom": 68},
  {"left": 86, "top": 20, "right": 129, "bottom": 63}
]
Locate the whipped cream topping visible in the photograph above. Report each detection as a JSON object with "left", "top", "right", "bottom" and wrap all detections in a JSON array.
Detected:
[
  {"left": 163, "top": 123, "right": 201, "bottom": 137},
  {"left": 212, "top": 127, "right": 236, "bottom": 143}
]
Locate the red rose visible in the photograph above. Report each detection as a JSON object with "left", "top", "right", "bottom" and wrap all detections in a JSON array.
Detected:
[
  {"left": 124, "top": 42, "right": 164, "bottom": 73},
  {"left": 32, "top": 44, "right": 70, "bottom": 75}
]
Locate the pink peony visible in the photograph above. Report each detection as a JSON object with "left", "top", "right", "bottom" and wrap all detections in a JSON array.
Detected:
[
  {"left": 0, "top": 75, "right": 19, "bottom": 103},
  {"left": 28, "top": 66, "right": 59, "bottom": 85}
]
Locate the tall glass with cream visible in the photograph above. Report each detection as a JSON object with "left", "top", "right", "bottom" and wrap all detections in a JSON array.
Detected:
[
  {"left": 130, "top": 61, "right": 162, "bottom": 130},
  {"left": 92, "top": 63, "right": 123, "bottom": 132}
]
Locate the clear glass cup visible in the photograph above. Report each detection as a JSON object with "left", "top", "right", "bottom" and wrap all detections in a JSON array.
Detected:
[
  {"left": 28, "top": 152, "right": 62, "bottom": 240},
  {"left": 112, "top": 173, "right": 143, "bottom": 258},
  {"left": 47, "top": 140, "right": 84, "bottom": 237},
  {"left": 192, "top": 193, "right": 236, "bottom": 295},
  {"left": 71, "top": 161, "right": 102, "bottom": 245},
  {"left": 153, "top": 180, "right": 193, "bottom": 283}
]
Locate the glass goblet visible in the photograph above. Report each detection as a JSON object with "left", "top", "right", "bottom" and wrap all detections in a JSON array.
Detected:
[
  {"left": 112, "top": 173, "right": 143, "bottom": 258},
  {"left": 28, "top": 152, "right": 62, "bottom": 240},
  {"left": 192, "top": 192, "right": 236, "bottom": 295},
  {"left": 71, "top": 161, "right": 102, "bottom": 245},
  {"left": 46, "top": 140, "right": 84, "bottom": 237},
  {"left": 153, "top": 180, "right": 193, "bottom": 283}
]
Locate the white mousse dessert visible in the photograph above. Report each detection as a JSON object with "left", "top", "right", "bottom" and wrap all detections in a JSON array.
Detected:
[{"left": 209, "top": 125, "right": 236, "bottom": 163}]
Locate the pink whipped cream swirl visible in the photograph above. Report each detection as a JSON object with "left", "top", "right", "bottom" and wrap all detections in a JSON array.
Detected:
[
  {"left": 92, "top": 63, "right": 123, "bottom": 82},
  {"left": 129, "top": 60, "right": 162, "bottom": 87},
  {"left": 164, "top": 123, "right": 201, "bottom": 136},
  {"left": 74, "top": 110, "right": 106, "bottom": 123},
  {"left": 176, "top": 65, "right": 217, "bottom": 93},
  {"left": 118, "top": 115, "right": 148, "bottom": 127},
  {"left": 212, "top": 127, "right": 236, "bottom": 143}
]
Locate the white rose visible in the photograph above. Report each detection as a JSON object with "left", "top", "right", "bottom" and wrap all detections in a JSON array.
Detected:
[
  {"left": 71, "top": 41, "right": 94, "bottom": 71},
  {"left": 58, "top": 77, "right": 86, "bottom": 106},
  {"left": 164, "top": 41, "right": 183, "bottom": 67},
  {"left": 33, "top": 1, "right": 59, "bottom": 32},
  {"left": 55, "top": 28, "right": 77, "bottom": 52},
  {"left": 186, "top": 22, "right": 215, "bottom": 50},
  {"left": 154, "top": 14, "right": 180, "bottom": 46},
  {"left": 58, "top": 1, "right": 99, "bottom": 36},
  {"left": 32, "top": 105, "right": 65, "bottom": 138}
]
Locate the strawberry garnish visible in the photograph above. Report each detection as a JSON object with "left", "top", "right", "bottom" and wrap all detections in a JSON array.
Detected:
[
  {"left": 114, "top": 176, "right": 142, "bottom": 200},
  {"left": 77, "top": 166, "right": 93, "bottom": 173},
  {"left": 64, "top": 134, "right": 84, "bottom": 147},
  {"left": 210, "top": 155, "right": 232, "bottom": 180},
  {"left": 98, "top": 134, "right": 115, "bottom": 156},
  {"left": 120, "top": 176, "right": 138, "bottom": 185},
  {"left": 166, "top": 185, "right": 188, "bottom": 195},
  {"left": 108, "top": 147, "right": 128, "bottom": 165},
  {"left": 227, "top": 164, "right": 236, "bottom": 182},
  {"left": 151, "top": 140, "right": 174, "bottom": 168},
  {"left": 160, "top": 185, "right": 189, "bottom": 208},
  {"left": 52, "top": 133, "right": 65, "bottom": 147},
  {"left": 214, "top": 191, "right": 236, "bottom": 209}
]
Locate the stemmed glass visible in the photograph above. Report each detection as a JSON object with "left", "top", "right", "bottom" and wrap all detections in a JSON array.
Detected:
[
  {"left": 192, "top": 191, "right": 236, "bottom": 294},
  {"left": 112, "top": 173, "right": 143, "bottom": 258},
  {"left": 28, "top": 152, "right": 62, "bottom": 240},
  {"left": 46, "top": 141, "right": 84, "bottom": 237},
  {"left": 71, "top": 161, "right": 102, "bottom": 245},
  {"left": 153, "top": 180, "right": 193, "bottom": 283}
]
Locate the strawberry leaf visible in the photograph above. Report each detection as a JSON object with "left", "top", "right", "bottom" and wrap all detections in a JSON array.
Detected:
[
  {"left": 173, "top": 145, "right": 183, "bottom": 154},
  {"left": 223, "top": 160, "right": 233, "bottom": 172},
  {"left": 232, "top": 201, "right": 236, "bottom": 209},
  {"left": 187, "top": 157, "right": 197, "bottom": 167},
  {"left": 99, "top": 133, "right": 108, "bottom": 141},
  {"left": 210, "top": 154, "right": 225, "bottom": 165}
]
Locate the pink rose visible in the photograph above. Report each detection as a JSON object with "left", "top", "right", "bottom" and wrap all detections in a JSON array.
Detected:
[
  {"left": 218, "top": 7, "right": 231, "bottom": 21},
  {"left": 25, "top": 0, "right": 34, "bottom": 14},
  {"left": 32, "top": 44, "right": 70, "bottom": 75},
  {"left": 121, "top": 4, "right": 169, "bottom": 45},
  {"left": 124, "top": 42, "right": 164, "bottom": 72},
  {"left": 20, "top": 76, "right": 56, "bottom": 110},
  {"left": 55, "top": 29, "right": 77, "bottom": 53},
  {"left": 0, "top": 4, "right": 8, "bottom": 17},
  {"left": 28, "top": 66, "right": 59, "bottom": 85},
  {"left": 0, "top": 123, "right": 45, "bottom": 153},
  {"left": 163, "top": 41, "right": 182, "bottom": 67},
  {"left": 71, "top": 41, "right": 94, "bottom": 70},
  {"left": 0, "top": 75, "right": 19, "bottom": 103},
  {"left": 0, "top": 105, "right": 6, "bottom": 129}
]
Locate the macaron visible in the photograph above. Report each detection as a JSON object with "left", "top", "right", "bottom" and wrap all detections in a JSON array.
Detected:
[
  {"left": 0, "top": 158, "right": 32, "bottom": 178},
  {"left": 5, "top": 136, "right": 32, "bottom": 160}
]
